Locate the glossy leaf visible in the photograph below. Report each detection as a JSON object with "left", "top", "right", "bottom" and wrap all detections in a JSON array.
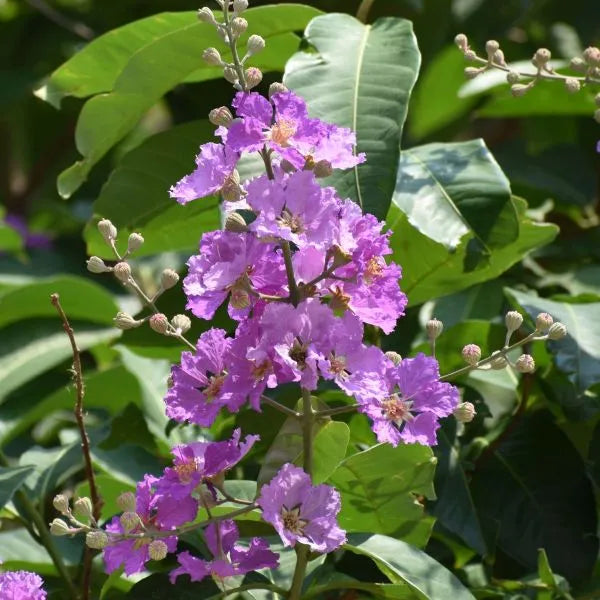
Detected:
[
  {"left": 389, "top": 196, "right": 558, "bottom": 306},
  {"left": 506, "top": 287, "right": 600, "bottom": 392},
  {"left": 84, "top": 120, "right": 219, "bottom": 259},
  {"left": 469, "top": 410, "right": 598, "bottom": 583},
  {"left": 329, "top": 443, "right": 436, "bottom": 547},
  {"left": 345, "top": 533, "right": 476, "bottom": 600},
  {"left": 0, "top": 466, "right": 34, "bottom": 509},
  {"left": 57, "top": 5, "right": 322, "bottom": 197},
  {"left": 284, "top": 13, "right": 420, "bottom": 220},
  {"left": 392, "top": 139, "right": 518, "bottom": 253}
]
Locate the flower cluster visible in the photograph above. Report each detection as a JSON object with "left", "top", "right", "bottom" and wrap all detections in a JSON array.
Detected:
[{"left": 0, "top": 569, "right": 47, "bottom": 599}]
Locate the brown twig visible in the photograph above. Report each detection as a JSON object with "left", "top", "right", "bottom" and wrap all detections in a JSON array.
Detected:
[{"left": 50, "top": 293, "right": 102, "bottom": 600}]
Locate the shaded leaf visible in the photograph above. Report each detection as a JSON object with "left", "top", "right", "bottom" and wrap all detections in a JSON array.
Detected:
[
  {"left": 0, "top": 465, "right": 34, "bottom": 509},
  {"left": 285, "top": 13, "right": 420, "bottom": 220}
]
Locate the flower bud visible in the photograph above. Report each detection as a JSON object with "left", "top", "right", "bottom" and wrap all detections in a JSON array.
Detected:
[
  {"left": 269, "top": 82, "right": 288, "bottom": 98},
  {"left": 233, "top": 0, "right": 248, "bottom": 14},
  {"left": 148, "top": 540, "right": 169, "bottom": 561},
  {"left": 594, "top": 109, "right": 600, "bottom": 124},
  {"left": 564, "top": 77, "right": 581, "bottom": 93},
  {"left": 512, "top": 83, "right": 533, "bottom": 97},
  {"left": 86, "top": 530, "right": 108, "bottom": 550},
  {"left": 171, "top": 314, "right": 191, "bottom": 334},
  {"left": 161, "top": 268, "right": 179, "bottom": 290},
  {"left": 426, "top": 318, "right": 443, "bottom": 341},
  {"left": 113, "top": 261, "right": 131, "bottom": 283},
  {"left": 384, "top": 351, "right": 402, "bottom": 366},
  {"left": 462, "top": 344, "right": 481, "bottom": 366},
  {"left": 116, "top": 491, "right": 136, "bottom": 513},
  {"left": 223, "top": 65, "right": 239, "bottom": 84},
  {"left": 464, "top": 66, "right": 482, "bottom": 79},
  {"left": 532, "top": 48, "right": 551, "bottom": 68},
  {"left": 454, "top": 401, "right": 476, "bottom": 423},
  {"left": 583, "top": 46, "right": 600, "bottom": 66},
  {"left": 230, "top": 17, "right": 248, "bottom": 38},
  {"left": 506, "top": 71, "right": 520, "bottom": 84},
  {"left": 247, "top": 34, "right": 265, "bottom": 56},
  {"left": 493, "top": 49, "right": 506, "bottom": 66},
  {"left": 202, "top": 47, "right": 223, "bottom": 67},
  {"left": 114, "top": 311, "right": 142, "bottom": 330},
  {"left": 225, "top": 212, "right": 248, "bottom": 233},
  {"left": 86, "top": 256, "right": 111, "bottom": 274},
  {"left": 50, "top": 518, "right": 72, "bottom": 536},
  {"left": 127, "top": 232, "right": 144, "bottom": 254},
  {"left": 149, "top": 313, "right": 170, "bottom": 335},
  {"left": 515, "top": 354, "right": 535, "bottom": 373},
  {"left": 505, "top": 310, "right": 523, "bottom": 333},
  {"left": 245, "top": 67, "right": 263, "bottom": 89},
  {"left": 53, "top": 494, "right": 70, "bottom": 515},
  {"left": 570, "top": 56, "right": 586, "bottom": 72},
  {"left": 221, "top": 171, "right": 243, "bottom": 201},
  {"left": 595, "top": 93, "right": 600, "bottom": 108},
  {"left": 313, "top": 160, "right": 333, "bottom": 178},
  {"left": 197, "top": 7, "right": 218, "bottom": 25},
  {"left": 120, "top": 511, "right": 140, "bottom": 533},
  {"left": 74, "top": 497, "right": 94, "bottom": 520},
  {"left": 490, "top": 351, "right": 508, "bottom": 370},
  {"left": 464, "top": 49, "right": 476, "bottom": 61},
  {"left": 535, "top": 312, "right": 553, "bottom": 332},
  {"left": 547, "top": 322, "right": 567, "bottom": 340},
  {"left": 98, "top": 219, "right": 117, "bottom": 244},
  {"left": 454, "top": 33, "right": 468, "bottom": 51},
  {"left": 230, "top": 287, "right": 250, "bottom": 309},
  {"left": 485, "top": 40, "right": 500, "bottom": 55},
  {"left": 209, "top": 106, "right": 233, "bottom": 127}
]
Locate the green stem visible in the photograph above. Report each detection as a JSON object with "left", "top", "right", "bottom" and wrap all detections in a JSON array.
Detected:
[
  {"left": 281, "top": 241, "right": 300, "bottom": 307},
  {"left": 356, "top": 0, "right": 375, "bottom": 23},
  {"left": 314, "top": 403, "right": 358, "bottom": 418},
  {"left": 261, "top": 394, "right": 301, "bottom": 419},
  {"left": 222, "top": 1, "right": 248, "bottom": 91},
  {"left": 0, "top": 452, "right": 77, "bottom": 598}
]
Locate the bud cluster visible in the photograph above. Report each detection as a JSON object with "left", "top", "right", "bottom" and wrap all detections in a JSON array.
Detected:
[{"left": 454, "top": 34, "right": 600, "bottom": 123}]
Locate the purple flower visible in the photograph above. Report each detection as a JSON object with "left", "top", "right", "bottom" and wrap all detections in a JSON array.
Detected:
[
  {"left": 225, "top": 91, "right": 364, "bottom": 170},
  {"left": 3, "top": 214, "right": 52, "bottom": 250},
  {"left": 170, "top": 520, "right": 278, "bottom": 583},
  {"left": 246, "top": 171, "right": 341, "bottom": 250},
  {"left": 154, "top": 429, "right": 258, "bottom": 528},
  {"left": 169, "top": 143, "right": 238, "bottom": 204},
  {"left": 165, "top": 328, "right": 246, "bottom": 427},
  {"left": 103, "top": 476, "right": 177, "bottom": 575},
  {"left": 184, "top": 231, "right": 287, "bottom": 321},
  {"left": 358, "top": 353, "right": 459, "bottom": 446},
  {"left": 258, "top": 463, "right": 346, "bottom": 553},
  {"left": 0, "top": 570, "right": 46, "bottom": 599}
]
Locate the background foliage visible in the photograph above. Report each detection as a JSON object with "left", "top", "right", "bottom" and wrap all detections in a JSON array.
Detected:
[{"left": 0, "top": 0, "right": 599, "bottom": 598}]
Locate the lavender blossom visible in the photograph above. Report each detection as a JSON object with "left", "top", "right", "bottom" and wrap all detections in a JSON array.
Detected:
[{"left": 0, "top": 570, "right": 46, "bottom": 599}]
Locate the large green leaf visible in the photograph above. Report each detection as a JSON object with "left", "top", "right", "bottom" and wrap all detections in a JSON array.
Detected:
[
  {"left": 389, "top": 196, "right": 558, "bottom": 306},
  {"left": 84, "top": 120, "right": 219, "bottom": 259},
  {"left": 345, "top": 533, "right": 476, "bottom": 600},
  {"left": 469, "top": 410, "right": 598, "bottom": 583},
  {"left": 56, "top": 5, "right": 322, "bottom": 197},
  {"left": 0, "top": 276, "right": 118, "bottom": 327},
  {"left": 0, "top": 320, "right": 118, "bottom": 404},
  {"left": 284, "top": 13, "right": 420, "bottom": 220},
  {"left": 0, "top": 465, "right": 34, "bottom": 509},
  {"left": 0, "top": 223, "right": 23, "bottom": 253},
  {"left": 393, "top": 139, "right": 518, "bottom": 255},
  {"left": 505, "top": 288, "right": 600, "bottom": 392},
  {"left": 329, "top": 443, "right": 436, "bottom": 547}
]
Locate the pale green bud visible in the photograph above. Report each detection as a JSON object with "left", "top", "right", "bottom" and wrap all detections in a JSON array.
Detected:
[
  {"left": 564, "top": 77, "right": 581, "bottom": 93},
  {"left": 53, "top": 494, "right": 70, "bottom": 515},
  {"left": 547, "top": 322, "right": 567, "bottom": 340},
  {"left": 426, "top": 318, "right": 443, "bottom": 341},
  {"left": 535, "top": 312, "right": 553, "bottom": 332},
  {"left": 197, "top": 7, "right": 218, "bottom": 25},
  {"left": 490, "top": 351, "right": 508, "bottom": 370},
  {"left": 224, "top": 212, "right": 248, "bottom": 233},
  {"left": 230, "top": 17, "right": 248, "bottom": 38},
  {"left": 247, "top": 34, "right": 265, "bottom": 56},
  {"left": 113, "top": 262, "right": 131, "bottom": 283},
  {"left": 149, "top": 313, "right": 169, "bottom": 335},
  {"left": 454, "top": 33, "right": 468, "bottom": 51},
  {"left": 171, "top": 314, "right": 191, "bottom": 335},
  {"left": 462, "top": 344, "right": 481, "bottom": 366},
  {"left": 515, "top": 354, "right": 535, "bottom": 373},
  {"left": 148, "top": 540, "right": 169, "bottom": 561},
  {"left": 505, "top": 310, "right": 523, "bottom": 333},
  {"left": 269, "top": 82, "right": 288, "bottom": 98},
  {"left": 245, "top": 67, "right": 263, "bottom": 89},
  {"left": 453, "top": 402, "right": 476, "bottom": 423},
  {"left": 209, "top": 106, "right": 233, "bottom": 127},
  {"left": 161, "top": 268, "right": 180, "bottom": 290},
  {"left": 223, "top": 65, "right": 239, "bottom": 84},
  {"left": 86, "top": 530, "right": 109, "bottom": 549},
  {"left": 74, "top": 497, "right": 94, "bottom": 520},
  {"left": 384, "top": 351, "right": 402, "bottom": 366},
  {"left": 114, "top": 312, "right": 142, "bottom": 330},
  {"left": 120, "top": 511, "right": 140, "bottom": 533},
  {"left": 50, "top": 518, "right": 72, "bottom": 536},
  {"left": 506, "top": 71, "right": 520, "bottom": 84},
  {"left": 127, "top": 232, "right": 144, "bottom": 254},
  {"left": 116, "top": 491, "right": 136, "bottom": 512},
  {"left": 202, "top": 47, "right": 223, "bottom": 67},
  {"left": 86, "top": 256, "right": 111, "bottom": 274},
  {"left": 98, "top": 219, "right": 117, "bottom": 244}
]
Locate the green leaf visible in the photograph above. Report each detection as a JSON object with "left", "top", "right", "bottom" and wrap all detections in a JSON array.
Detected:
[
  {"left": 0, "top": 276, "right": 119, "bottom": 328},
  {"left": 393, "top": 139, "right": 518, "bottom": 255},
  {"left": 505, "top": 288, "right": 600, "bottom": 392},
  {"left": 0, "top": 320, "right": 118, "bottom": 405},
  {"left": 0, "top": 222, "right": 23, "bottom": 253},
  {"left": 76, "top": 474, "right": 135, "bottom": 522},
  {"left": 85, "top": 120, "right": 219, "bottom": 259},
  {"left": 409, "top": 46, "right": 477, "bottom": 140},
  {"left": 469, "top": 410, "right": 598, "bottom": 584},
  {"left": 345, "top": 533, "right": 476, "bottom": 600},
  {"left": 389, "top": 197, "right": 558, "bottom": 306},
  {"left": 127, "top": 573, "right": 220, "bottom": 599},
  {"left": 56, "top": 5, "right": 322, "bottom": 197},
  {"left": 284, "top": 13, "right": 420, "bottom": 220},
  {"left": 0, "top": 465, "right": 34, "bottom": 509},
  {"left": 329, "top": 443, "right": 436, "bottom": 547}
]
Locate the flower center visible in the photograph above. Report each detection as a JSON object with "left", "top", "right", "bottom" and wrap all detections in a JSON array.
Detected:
[
  {"left": 277, "top": 208, "right": 304, "bottom": 234},
  {"left": 281, "top": 505, "right": 308, "bottom": 535},
  {"left": 268, "top": 118, "right": 297, "bottom": 147},
  {"left": 382, "top": 394, "right": 414, "bottom": 423},
  {"left": 364, "top": 257, "right": 384, "bottom": 285},
  {"left": 174, "top": 458, "right": 198, "bottom": 484},
  {"left": 329, "top": 353, "right": 348, "bottom": 377},
  {"left": 289, "top": 339, "right": 308, "bottom": 366},
  {"left": 329, "top": 285, "right": 351, "bottom": 311},
  {"left": 252, "top": 359, "right": 271, "bottom": 381},
  {"left": 203, "top": 374, "right": 225, "bottom": 400}
]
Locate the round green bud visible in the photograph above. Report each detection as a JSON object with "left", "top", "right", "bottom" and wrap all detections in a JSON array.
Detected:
[
  {"left": 505, "top": 310, "right": 523, "bottom": 333},
  {"left": 506, "top": 71, "right": 520, "bottom": 84},
  {"left": 535, "top": 312, "right": 553, "bottom": 332},
  {"left": 113, "top": 262, "right": 131, "bottom": 283},
  {"left": 161, "top": 268, "right": 180, "bottom": 290},
  {"left": 53, "top": 494, "right": 70, "bottom": 515},
  {"left": 547, "top": 322, "right": 567, "bottom": 340},
  {"left": 384, "top": 351, "right": 402, "bottom": 366},
  {"left": 490, "top": 351, "right": 508, "bottom": 370},
  {"left": 453, "top": 402, "right": 476, "bottom": 423},
  {"left": 247, "top": 34, "right": 265, "bottom": 56},
  {"left": 116, "top": 491, "right": 136, "bottom": 513},
  {"left": 515, "top": 354, "right": 535, "bottom": 373},
  {"left": 86, "top": 530, "right": 109, "bottom": 549},
  {"left": 564, "top": 77, "right": 581, "bottom": 93},
  {"left": 148, "top": 540, "right": 169, "bottom": 561},
  {"left": 98, "top": 219, "right": 117, "bottom": 244},
  {"left": 426, "top": 318, "right": 443, "bottom": 340},
  {"left": 74, "top": 497, "right": 94, "bottom": 520},
  {"left": 245, "top": 67, "right": 263, "bottom": 89},
  {"left": 86, "top": 256, "right": 111, "bottom": 274},
  {"left": 50, "top": 518, "right": 72, "bottom": 536},
  {"left": 149, "top": 313, "right": 170, "bottom": 335},
  {"left": 171, "top": 314, "right": 191, "bottom": 335},
  {"left": 462, "top": 344, "right": 481, "bottom": 366},
  {"left": 127, "top": 232, "right": 144, "bottom": 254}
]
